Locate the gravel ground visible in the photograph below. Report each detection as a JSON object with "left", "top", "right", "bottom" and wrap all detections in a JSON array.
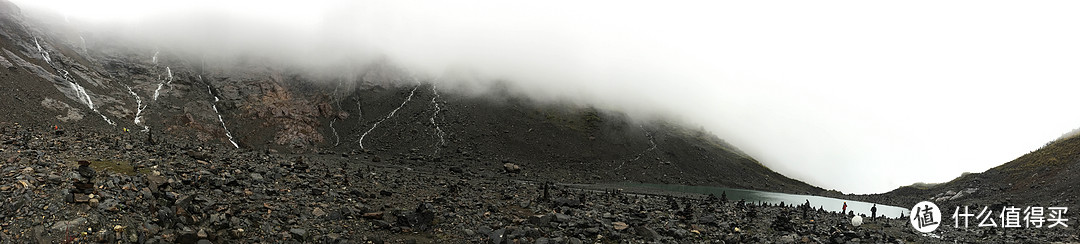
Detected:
[{"left": 2, "top": 122, "right": 1077, "bottom": 243}]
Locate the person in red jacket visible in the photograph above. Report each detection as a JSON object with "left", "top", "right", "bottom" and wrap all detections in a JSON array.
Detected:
[{"left": 842, "top": 202, "right": 848, "bottom": 215}]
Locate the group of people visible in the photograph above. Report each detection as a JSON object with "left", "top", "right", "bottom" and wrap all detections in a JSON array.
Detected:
[
  {"left": 841, "top": 201, "right": 879, "bottom": 220},
  {"left": 716, "top": 191, "right": 888, "bottom": 224},
  {"left": 799, "top": 200, "right": 880, "bottom": 221}
]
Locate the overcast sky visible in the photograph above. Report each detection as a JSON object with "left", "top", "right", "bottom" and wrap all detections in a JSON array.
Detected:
[{"left": 14, "top": 0, "right": 1080, "bottom": 194}]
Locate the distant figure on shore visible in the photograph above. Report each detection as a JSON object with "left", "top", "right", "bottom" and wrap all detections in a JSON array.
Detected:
[
  {"left": 802, "top": 199, "right": 810, "bottom": 219},
  {"left": 842, "top": 202, "right": 847, "bottom": 215},
  {"left": 871, "top": 204, "right": 878, "bottom": 220}
]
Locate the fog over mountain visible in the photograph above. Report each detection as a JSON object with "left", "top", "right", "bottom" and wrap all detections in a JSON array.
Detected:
[{"left": 14, "top": 0, "right": 1080, "bottom": 194}]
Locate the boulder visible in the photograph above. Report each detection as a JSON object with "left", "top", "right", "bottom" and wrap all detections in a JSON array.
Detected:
[
  {"left": 503, "top": 163, "right": 521, "bottom": 174},
  {"left": 613, "top": 221, "right": 629, "bottom": 231}
]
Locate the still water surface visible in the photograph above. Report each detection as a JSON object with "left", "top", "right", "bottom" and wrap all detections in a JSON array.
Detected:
[{"left": 620, "top": 183, "right": 910, "bottom": 218}]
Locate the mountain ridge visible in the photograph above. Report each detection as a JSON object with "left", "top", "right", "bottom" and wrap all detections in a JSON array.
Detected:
[
  {"left": 851, "top": 133, "right": 1080, "bottom": 213},
  {"left": 0, "top": 0, "right": 824, "bottom": 195}
]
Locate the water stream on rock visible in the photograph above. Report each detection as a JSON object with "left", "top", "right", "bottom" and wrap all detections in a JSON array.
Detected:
[
  {"left": 429, "top": 84, "right": 446, "bottom": 155},
  {"left": 612, "top": 126, "right": 657, "bottom": 172},
  {"left": 208, "top": 85, "right": 239, "bottom": 148},
  {"left": 359, "top": 80, "right": 420, "bottom": 149}
]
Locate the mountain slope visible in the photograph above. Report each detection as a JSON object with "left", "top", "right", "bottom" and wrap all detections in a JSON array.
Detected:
[
  {"left": 861, "top": 134, "right": 1080, "bottom": 210},
  {"left": 0, "top": 0, "right": 822, "bottom": 195}
]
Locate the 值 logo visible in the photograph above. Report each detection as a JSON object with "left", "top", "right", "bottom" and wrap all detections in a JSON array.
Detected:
[{"left": 910, "top": 201, "right": 941, "bottom": 233}]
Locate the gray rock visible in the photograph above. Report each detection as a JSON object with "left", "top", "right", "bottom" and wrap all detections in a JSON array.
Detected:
[
  {"left": 699, "top": 214, "right": 717, "bottom": 225},
  {"left": 779, "top": 234, "right": 798, "bottom": 243},
  {"left": 503, "top": 163, "right": 521, "bottom": 173},
  {"left": 176, "top": 232, "right": 199, "bottom": 244},
  {"left": 672, "top": 228, "right": 689, "bottom": 238},
  {"left": 553, "top": 198, "right": 582, "bottom": 207},
  {"left": 635, "top": 226, "right": 659, "bottom": 241},
  {"left": 509, "top": 227, "right": 528, "bottom": 239},
  {"left": 289, "top": 228, "right": 307, "bottom": 240},
  {"left": 528, "top": 214, "right": 552, "bottom": 226},
  {"left": 553, "top": 213, "right": 572, "bottom": 223},
  {"left": 328, "top": 209, "right": 344, "bottom": 220},
  {"left": 165, "top": 192, "right": 180, "bottom": 201},
  {"left": 98, "top": 198, "right": 123, "bottom": 212},
  {"left": 47, "top": 174, "right": 62, "bottom": 183},
  {"left": 478, "top": 226, "right": 493, "bottom": 236},
  {"left": 175, "top": 195, "right": 192, "bottom": 209},
  {"left": 51, "top": 217, "right": 86, "bottom": 231},
  {"left": 489, "top": 228, "right": 506, "bottom": 244},
  {"left": 613, "top": 221, "right": 629, "bottom": 231}
]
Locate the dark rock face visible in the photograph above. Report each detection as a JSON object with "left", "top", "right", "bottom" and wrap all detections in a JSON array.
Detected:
[
  {"left": 236, "top": 78, "right": 329, "bottom": 148},
  {"left": 0, "top": 1, "right": 825, "bottom": 194}
]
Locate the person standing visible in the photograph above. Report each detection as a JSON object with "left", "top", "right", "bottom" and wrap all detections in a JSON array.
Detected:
[
  {"left": 802, "top": 199, "right": 810, "bottom": 219},
  {"left": 842, "top": 202, "right": 848, "bottom": 216},
  {"left": 871, "top": 204, "right": 878, "bottom": 221}
]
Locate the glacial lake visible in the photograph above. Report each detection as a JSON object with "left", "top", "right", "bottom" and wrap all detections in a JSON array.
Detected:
[{"left": 614, "top": 183, "right": 910, "bottom": 218}]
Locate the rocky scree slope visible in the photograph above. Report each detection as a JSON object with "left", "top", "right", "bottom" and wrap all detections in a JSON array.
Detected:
[
  {"left": 0, "top": 0, "right": 822, "bottom": 195},
  {"left": 855, "top": 133, "right": 1080, "bottom": 216}
]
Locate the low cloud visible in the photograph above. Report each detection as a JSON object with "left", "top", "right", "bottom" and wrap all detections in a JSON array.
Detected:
[{"left": 14, "top": 0, "right": 1080, "bottom": 194}]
